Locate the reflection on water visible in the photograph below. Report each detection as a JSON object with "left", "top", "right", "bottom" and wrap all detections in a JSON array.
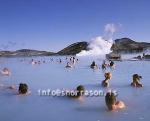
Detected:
[{"left": 0, "top": 56, "right": 150, "bottom": 121}]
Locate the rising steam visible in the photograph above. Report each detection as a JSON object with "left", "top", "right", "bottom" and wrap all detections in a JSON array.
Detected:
[
  {"left": 76, "top": 23, "right": 119, "bottom": 56},
  {"left": 76, "top": 37, "right": 113, "bottom": 56}
]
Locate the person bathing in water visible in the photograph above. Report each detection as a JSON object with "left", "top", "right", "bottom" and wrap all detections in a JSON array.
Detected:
[
  {"left": 72, "top": 57, "right": 76, "bottom": 65},
  {"left": 105, "top": 91, "right": 125, "bottom": 111},
  {"left": 109, "top": 60, "right": 115, "bottom": 68},
  {"left": 101, "top": 72, "right": 112, "bottom": 87},
  {"left": 31, "top": 59, "right": 37, "bottom": 65},
  {"left": 0, "top": 68, "right": 11, "bottom": 76},
  {"left": 67, "top": 85, "right": 85, "bottom": 99},
  {"left": 90, "top": 61, "right": 98, "bottom": 69},
  {"left": 7, "top": 83, "right": 30, "bottom": 95},
  {"left": 66, "top": 62, "right": 72, "bottom": 68},
  {"left": 18, "top": 83, "right": 29, "bottom": 94},
  {"left": 102, "top": 60, "right": 107, "bottom": 70},
  {"left": 131, "top": 74, "right": 143, "bottom": 87},
  {"left": 59, "top": 59, "right": 62, "bottom": 63}
]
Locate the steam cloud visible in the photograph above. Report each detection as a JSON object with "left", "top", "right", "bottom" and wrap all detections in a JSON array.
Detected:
[
  {"left": 105, "top": 23, "right": 117, "bottom": 34},
  {"left": 76, "top": 23, "right": 119, "bottom": 56}
]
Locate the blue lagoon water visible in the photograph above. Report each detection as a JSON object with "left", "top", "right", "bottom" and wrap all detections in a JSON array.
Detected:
[{"left": 0, "top": 56, "right": 150, "bottom": 121}]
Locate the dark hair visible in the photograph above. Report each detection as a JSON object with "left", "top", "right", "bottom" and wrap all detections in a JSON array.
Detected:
[
  {"left": 91, "top": 61, "right": 96, "bottom": 67},
  {"left": 133, "top": 74, "right": 142, "bottom": 80},
  {"left": 109, "top": 61, "right": 114, "bottom": 67},
  {"left": 105, "top": 92, "right": 116, "bottom": 110},
  {"left": 102, "top": 64, "right": 106, "bottom": 69},
  {"left": 76, "top": 85, "right": 85, "bottom": 96},
  {"left": 18, "top": 83, "right": 28, "bottom": 94}
]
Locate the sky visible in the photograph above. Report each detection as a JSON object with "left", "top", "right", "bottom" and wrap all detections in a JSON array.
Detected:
[{"left": 0, "top": 0, "right": 150, "bottom": 52}]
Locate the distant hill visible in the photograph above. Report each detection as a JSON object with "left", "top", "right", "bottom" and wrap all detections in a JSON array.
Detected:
[
  {"left": 0, "top": 38, "right": 150, "bottom": 57},
  {"left": 111, "top": 38, "right": 150, "bottom": 53},
  {"left": 57, "top": 38, "right": 150, "bottom": 55},
  {"left": 0, "top": 49, "right": 54, "bottom": 57},
  {"left": 57, "top": 42, "right": 88, "bottom": 55}
]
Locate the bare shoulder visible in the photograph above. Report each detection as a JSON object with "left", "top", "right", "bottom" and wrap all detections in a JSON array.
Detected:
[{"left": 116, "top": 101, "right": 125, "bottom": 109}]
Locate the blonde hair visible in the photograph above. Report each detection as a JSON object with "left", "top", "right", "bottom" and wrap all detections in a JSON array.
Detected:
[{"left": 105, "top": 72, "right": 112, "bottom": 80}]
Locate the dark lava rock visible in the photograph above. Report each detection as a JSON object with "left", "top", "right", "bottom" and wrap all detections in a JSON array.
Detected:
[
  {"left": 57, "top": 42, "right": 88, "bottom": 55},
  {"left": 111, "top": 38, "right": 150, "bottom": 53}
]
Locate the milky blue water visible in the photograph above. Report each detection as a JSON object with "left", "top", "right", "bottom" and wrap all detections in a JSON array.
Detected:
[{"left": 0, "top": 56, "right": 150, "bottom": 121}]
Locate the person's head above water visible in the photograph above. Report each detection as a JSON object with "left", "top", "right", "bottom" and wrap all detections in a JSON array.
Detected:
[
  {"left": 109, "top": 60, "right": 114, "bottom": 66},
  {"left": 133, "top": 74, "right": 142, "bottom": 80},
  {"left": 18, "top": 83, "right": 28, "bottom": 94},
  {"left": 90, "top": 61, "right": 97, "bottom": 68},
  {"left": 1, "top": 68, "right": 11, "bottom": 76},
  {"left": 105, "top": 92, "right": 117, "bottom": 110},
  {"left": 66, "top": 62, "right": 72, "bottom": 68},
  {"left": 104, "top": 72, "right": 112, "bottom": 80},
  {"left": 92, "top": 61, "right": 96, "bottom": 65},
  {"left": 76, "top": 85, "right": 85, "bottom": 97},
  {"left": 131, "top": 74, "right": 143, "bottom": 87}
]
